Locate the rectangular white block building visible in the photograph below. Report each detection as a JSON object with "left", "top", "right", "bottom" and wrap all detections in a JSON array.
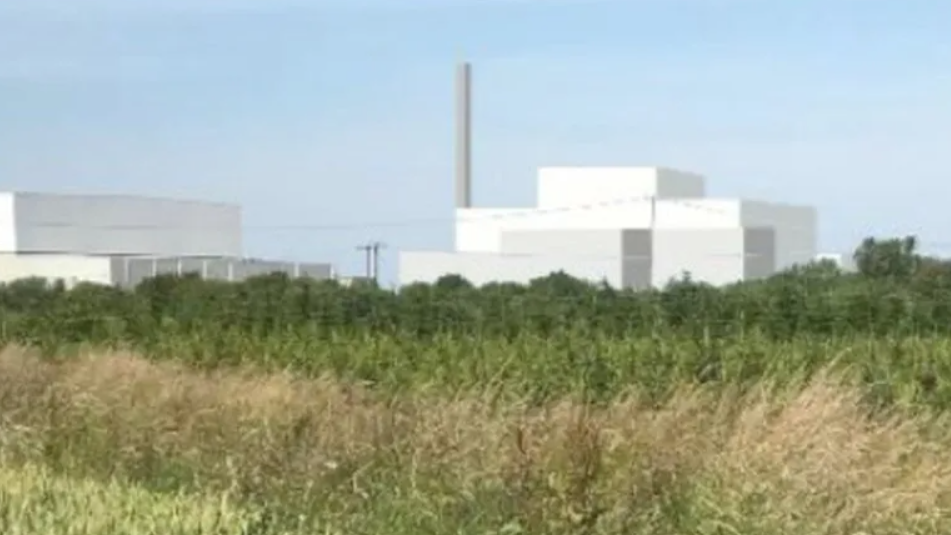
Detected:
[
  {"left": 0, "top": 191, "right": 242, "bottom": 257},
  {"left": 0, "top": 191, "right": 334, "bottom": 288},
  {"left": 399, "top": 166, "right": 818, "bottom": 289}
]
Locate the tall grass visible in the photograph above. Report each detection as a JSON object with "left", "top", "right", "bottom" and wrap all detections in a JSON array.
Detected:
[
  {"left": 0, "top": 463, "right": 304, "bottom": 535},
  {"left": 1, "top": 346, "right": 951, "bottom": 534}
]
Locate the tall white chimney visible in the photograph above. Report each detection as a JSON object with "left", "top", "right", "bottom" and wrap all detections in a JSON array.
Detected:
[{"left": 455, "top": 61, "right": 472, "bottom": 208}]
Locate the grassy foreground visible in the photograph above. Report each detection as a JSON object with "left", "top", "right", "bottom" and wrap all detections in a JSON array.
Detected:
[
  {"left": 1, "top": 347, "right": 951, "bottom": 534},
  {"left": 0, "top": 463, "right": 293, "bottom": 535}
]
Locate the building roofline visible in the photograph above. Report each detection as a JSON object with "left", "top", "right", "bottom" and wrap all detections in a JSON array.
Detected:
[{"left": 1, "top": 190, "right": 239, "bottom": 209}]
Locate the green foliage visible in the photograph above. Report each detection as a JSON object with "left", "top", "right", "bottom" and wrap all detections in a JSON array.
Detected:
[
  {"left": 0, "top": 463, "right": 300, "bottom": 535},
  {"left": 854, "top": 235, "right": 921, "bottom": 280},
  {"left": 0, "top": 235, "right": 949, "bottom": 406},
  {"left": 0, "top": 236, "right": 948, "bottom": 344},
  {"left": 4, "top": 236, "right": 951, "bottom": 533}
]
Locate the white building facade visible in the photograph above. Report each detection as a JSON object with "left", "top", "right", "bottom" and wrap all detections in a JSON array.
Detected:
[
  {"left": 0, "top": 191, "right": 242, "bottom": 257},
  {"left": 0, "top": 191, "right": 334, "bottom": 288},
  {"left": 399, "top": 166, "right": 818, "bottom": 289}
]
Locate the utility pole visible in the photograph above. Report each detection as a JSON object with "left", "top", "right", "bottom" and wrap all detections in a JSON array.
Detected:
[{"left": 356, "top": 241, "right": 386, "bottom": 283}]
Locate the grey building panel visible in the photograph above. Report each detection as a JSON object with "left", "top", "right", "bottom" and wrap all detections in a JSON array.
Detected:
[
  {"left": 232, "top": 260, "right": 282, "bottom": 280},
  {"left": 177, "top": 258, "right": 206, "bottom": 277},
  {"left": 230, "top": 259, "right": 332, "bottom": 282},
  {"left": 116, "top": 258, "right": 167, "bottom": 287},
  {"left": 620, "top": 229, "right": 652, "bottom": 289},
  {"left": 204, "top": 259, "right": 233, "bottom": 280},
  {"left": 127, "top": 258, "right": 159, "bottom": 287},
  {"left": 111, "top": 256, "right": 333, "bottom": 288},
  {"left": 11, "top": 192, "right": 242, "bottom": 257},
  {"left": 743, "top": 227, "right": 776, "bottom": 280},
  {"left": 655, "top": 168, "right": 707, "bottom": 198},
  {"left": 620, "top": 229, "right": 651, "bottom": 259},
  {"left": 739, "top": 200, "right": 817, "bottom": 270},
  {"left": 154, "top": 258, "right": 180, "bottom": 276},
  {"left": 109, "top": 257, "right": 128, "bottom": 286},
  {"left": 455, "top": 62, "right": 472, "bottom": 209},
  {"left": 296, "top": 263, "right": 334, "bottom": 279},
  {"left": 620, "top": 258, "right": 652, "bottom": 289}
]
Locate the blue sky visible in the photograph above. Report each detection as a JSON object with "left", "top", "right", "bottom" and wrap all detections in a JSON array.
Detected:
[{"left": 1, "top": 0, "right": 950, "bottom": 283}]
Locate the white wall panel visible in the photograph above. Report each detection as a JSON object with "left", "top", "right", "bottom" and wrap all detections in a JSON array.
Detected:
[
  {"left": 0, "top": 193, "right": 16, "bottom": 253},
  {"left": 653, "top": 199, "right": 741, "bottom": 228},
  {"left": 456, "top": 204, "right": 655, "bottom": 252},
  {"left": 399, "top": 251, "right": 622, "bottom": 287},
  {"left": 651, "top": 229, "right": 746, "bottom": 287},
  {"left": 457, "top": 199, "right": 746, "bottom": 254},
  {"left": 816, "top": 252, "right": 857, "bottom": 272},
  {"left": 536, "top": 166, "right": 705, "bottom": 209},
  {"left": 11, "top": 192, "right": 242, "bottom": 257},
  {"left": 0, "top": 254, "right": 114, "bottom": 288},
  {"left": 499, "top": 229, "right": 624, "bottom": 257},
  {"left": 454, "top": 208, "right": 525, "bottom": 252}
]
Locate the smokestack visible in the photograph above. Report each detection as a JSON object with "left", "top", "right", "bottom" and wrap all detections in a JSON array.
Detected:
[{"left": 455, "top": 61, "right": 472, "bottom": 208}]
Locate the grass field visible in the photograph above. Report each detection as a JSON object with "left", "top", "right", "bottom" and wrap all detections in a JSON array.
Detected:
[
  {"left": 0, "top": 463, "right": 294, "bottom": 535},
  {"left": 1, "top": 344, "right": 950, "bottom": 534},
  {"left": 2, "top": 242, "right": 948, "bottom": 532}
]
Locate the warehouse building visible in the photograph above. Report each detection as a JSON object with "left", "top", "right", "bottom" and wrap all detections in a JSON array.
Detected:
[
  {"left": 0, "top": 191, "right": 334, "bottom": 288},
  {"left": 398, "top": 62, "right": 819, "bottom": 289}
]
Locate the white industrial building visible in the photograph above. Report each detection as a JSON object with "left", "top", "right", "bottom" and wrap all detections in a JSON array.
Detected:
[
  {"left": 398, "top": 63, "right": 820, "bottom": 289},
  {"left": 0, "top": 191, "right": 334, "bottom": 288},
  {"left": 400, "top": 166, "right": 817, "bottom": 288}
]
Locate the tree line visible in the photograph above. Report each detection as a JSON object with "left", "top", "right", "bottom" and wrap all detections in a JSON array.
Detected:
[{"left": 0, "top": 235, "right": 949, "bottom": 348}]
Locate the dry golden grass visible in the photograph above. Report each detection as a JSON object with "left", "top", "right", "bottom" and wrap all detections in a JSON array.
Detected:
[{"left": 0, "top": 346, "right": 949, "bottom": 533}]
